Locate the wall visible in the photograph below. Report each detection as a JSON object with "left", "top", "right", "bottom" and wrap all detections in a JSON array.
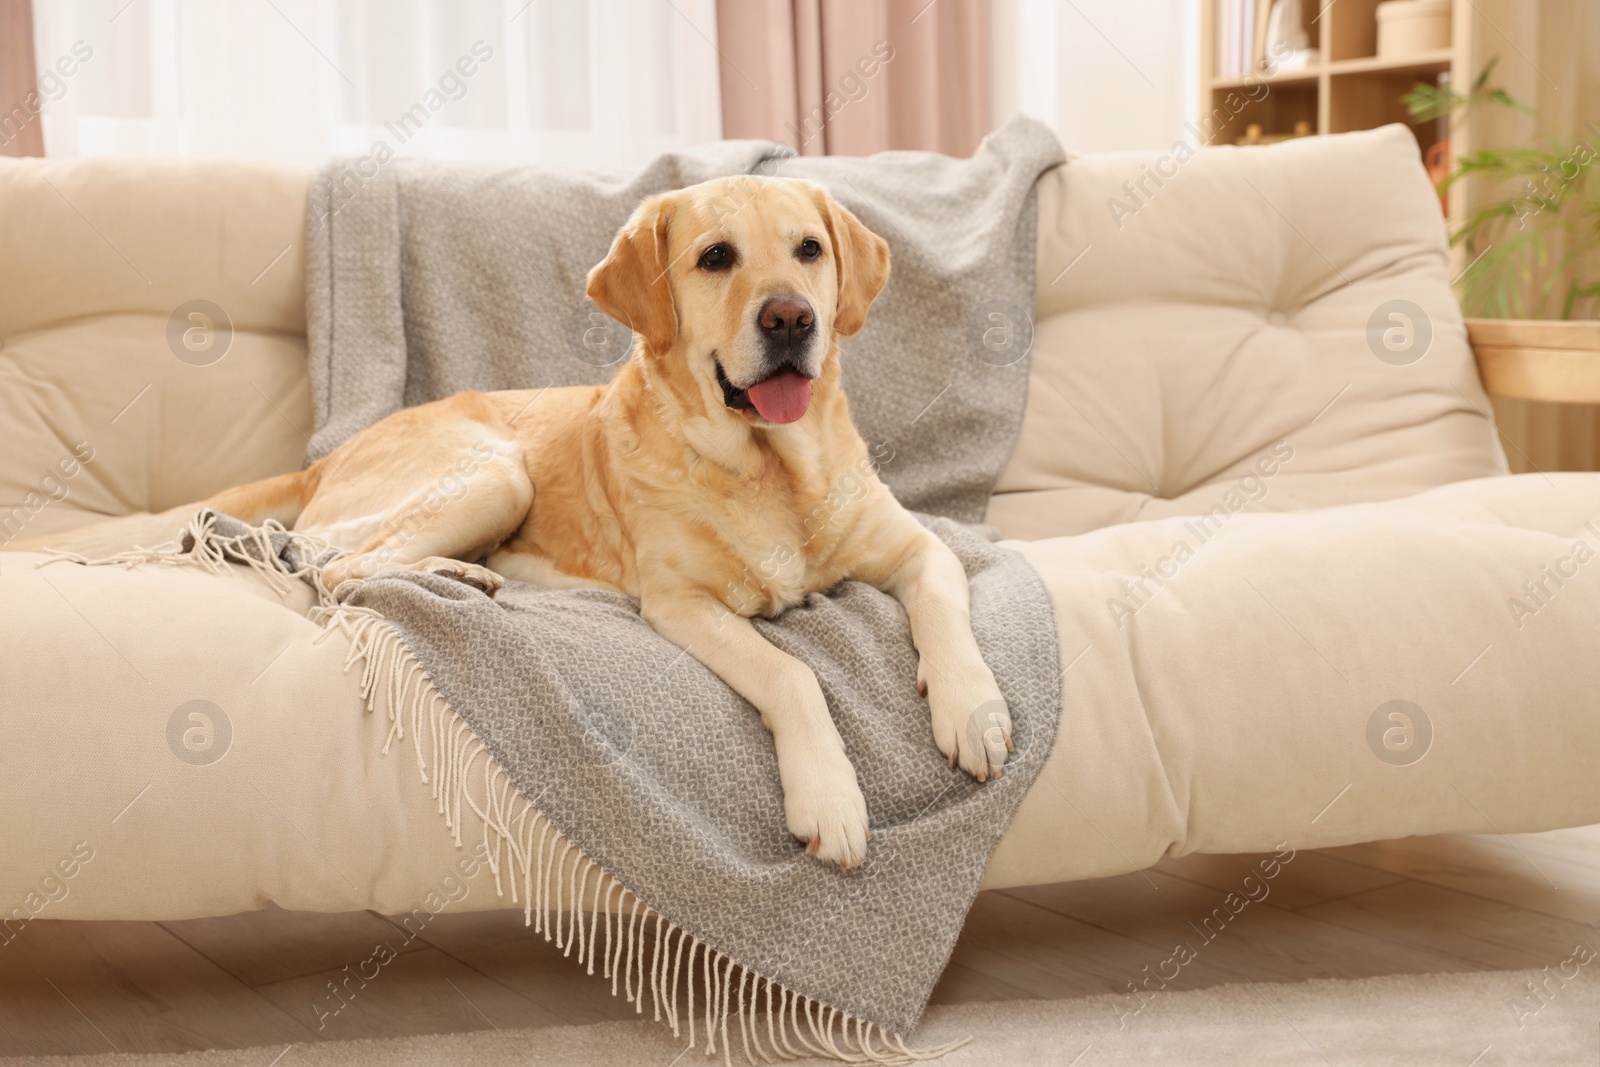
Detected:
[{"left": 991, "top": 0, "right": 1200, "bottom": 154}]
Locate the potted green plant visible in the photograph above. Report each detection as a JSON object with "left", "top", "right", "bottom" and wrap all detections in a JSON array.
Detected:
[{"left": 1405, "top": 59, "right": 1598, "bottom": 320}]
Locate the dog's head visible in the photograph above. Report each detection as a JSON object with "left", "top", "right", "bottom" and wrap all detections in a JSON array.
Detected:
[{"left": 586, "top": 177, "right": 890, "bottom": 426}]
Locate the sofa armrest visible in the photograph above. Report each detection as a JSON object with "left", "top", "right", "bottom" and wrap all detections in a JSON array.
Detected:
[{"left": 1468, "top": 318, "right": 1600, "bottom": 403}]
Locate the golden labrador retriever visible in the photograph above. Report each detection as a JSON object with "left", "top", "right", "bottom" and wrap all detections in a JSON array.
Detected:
[{"left": 25, "top": 177, "right": 1012, "bottom": 867}]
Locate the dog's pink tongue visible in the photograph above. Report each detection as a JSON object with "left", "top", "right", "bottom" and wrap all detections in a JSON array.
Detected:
[{"left": 746, "top": 371, "right": 812, "bottom": 424}]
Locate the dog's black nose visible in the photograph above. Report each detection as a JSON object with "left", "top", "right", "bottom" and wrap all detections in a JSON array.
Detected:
[{"left": 758, "top": 296, "right": 814, "bottom": 342}]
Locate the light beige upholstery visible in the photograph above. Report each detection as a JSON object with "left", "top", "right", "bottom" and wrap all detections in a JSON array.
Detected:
[
  {"left": 5, "top": 128, "right": 1596, "bottom": 923},
  {"left": 983, "top": 472, "right": 1600, "bottom": 887},
  {"left": 991, "top": 125, "right": 1508, "bottom": 540},
  {"left": 0, "top": 158, "right": 311, "bottom": 543}
]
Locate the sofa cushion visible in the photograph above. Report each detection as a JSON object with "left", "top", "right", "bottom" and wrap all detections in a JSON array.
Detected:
[
  {"left": 989, "top": 125, "right": 1509, "bottom": 540},
  {"left": 7, "top": 471, "right": 1600, "bottom": 919},
  {"left": 0, "top": 551, "right": 467, "bottom": 919},
  {"left": 988, "top": 470, "right": 1600, "bottom": 885},
  {"left": 0, "top": 158, "right": 307, "bottom": 338},
  {"left": 0, "top": 159, "right": 312, "bottom": 540},
  {"left": 0, "top": 317, "right": 311, "bottom": 542}
]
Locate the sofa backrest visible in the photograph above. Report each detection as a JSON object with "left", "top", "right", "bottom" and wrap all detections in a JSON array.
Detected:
[
  {"left": 0, "top": 157, "right": 311, "bottom": 542},
  {"left": 994, "top": 124, "right": 1507, "bottom": 540},
  {"left": 0, "top": 126, "right": 1507, "bottom": 545}
]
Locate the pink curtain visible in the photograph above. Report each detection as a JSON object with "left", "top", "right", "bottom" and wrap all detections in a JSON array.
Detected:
[
  {"left": 715, "top": 0, "right": 990, "bottom": 158},
  {"left": 0, "top": 0, "right": 44, "bottom": 157}
]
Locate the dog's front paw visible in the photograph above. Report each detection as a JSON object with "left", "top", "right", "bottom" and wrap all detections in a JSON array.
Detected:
[
  {"left": 782, "top": 751, "right": 870, "bottom": 869},
  {"left": 924, "top": 662, "right": 1012, "bottom": 783},
  {"left": 418, "top": 557, "right": 505, "bottom": 597}
]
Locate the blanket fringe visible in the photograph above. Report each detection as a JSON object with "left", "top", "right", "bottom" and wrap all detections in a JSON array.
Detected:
[
  {"left": 37, "top": 510, "right": 340, "bottom": 607},
  {"left": 319, "top": 605, "right": 966, "bottom": 1065},
  {"left": 55, "top": 514, "right": 970, "bottom": 1066}
]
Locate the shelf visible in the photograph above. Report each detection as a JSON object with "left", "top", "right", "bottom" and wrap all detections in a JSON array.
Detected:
[
  {"left": 1327, "top": 52, "right": 1455, "bottom": 139},
  {"left": 1209, "top": 66, "right": 1321, "bottom": 90},
  {"left": 1203, "top": 81, "right": 1319, "bottom": 145},
  {"left": 1208, "top": 49, "right": 1455, "bottom": 92},
  {"left": 1200, "top": 0, "right": 1531, "bottom": 283},
  {"left": 1328, "top": 50, "right": 1453, "bottom": 76}
]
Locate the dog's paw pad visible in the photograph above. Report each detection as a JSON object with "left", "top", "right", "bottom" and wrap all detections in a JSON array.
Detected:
[
  {"left": 931, "top": 686, "right": 1012, "bottom": 783},
  {"left": 786, "top": 778, "right": 870, "bottom": 868}
]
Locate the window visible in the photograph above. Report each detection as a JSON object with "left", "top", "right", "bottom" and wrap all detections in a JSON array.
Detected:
[{"left": 31, "top": 0, "right": 723, "bottom": 170}]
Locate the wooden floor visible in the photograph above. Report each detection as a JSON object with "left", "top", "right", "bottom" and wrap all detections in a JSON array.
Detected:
[{"left": 5, "top": 825, "right": 1600, "bottom": 1058}]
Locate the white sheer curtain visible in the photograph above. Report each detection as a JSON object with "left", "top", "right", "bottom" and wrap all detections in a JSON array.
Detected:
[{"left": 30, "top": 0, "right": 723, "bottom": 170}]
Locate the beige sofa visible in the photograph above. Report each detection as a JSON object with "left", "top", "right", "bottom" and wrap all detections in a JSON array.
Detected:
[{"left": 4, "top": 125, "right": 1600, "bottom": 923}]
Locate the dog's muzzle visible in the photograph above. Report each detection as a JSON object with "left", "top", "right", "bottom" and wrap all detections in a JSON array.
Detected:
[{"left": 712, "top": 296, "right": 821, "bottom": 424}]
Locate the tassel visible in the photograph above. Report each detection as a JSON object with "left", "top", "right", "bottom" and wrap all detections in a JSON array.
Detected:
[
  {"left": 670, "top": 925, "right": 687, "bottom": 1037},
  {"left": 686, "top": 937, "right": 699, "bottom": 1051},
  {"left": 548, "top": 840, "right": 572, "bottom": 945},
  {"left": 775, "top": 987, "right": 798, "bottom": 1058},
  {"left": 718, "top": 954, "right": 734, "bottom": 1067},
  {"left": 794, "top": 995, "right": 824, "bottom": 1058},
  {"left": 735, "top": 964, "right": 752, "bottom": 1065},
  {"left": 586, "top": 872, "right": 606, "bottom": 976},
  {"left": 624, "top": 896, "right": 643, "bottom": 1005},
  {"left": 569, "top": 858, "right": 593, "bottom": 961},
  {"left": 703, "top": 942, "right": 715, "bottom": 1054},
  {"left": 705, "top": 949, "right": 722, "bottom": 1055},
  {"left": 612, "top": 891, "right": 632, "bottom": 996},
  {"left": 764, "top": 980, "right": 776, "bottom": 1059},
  {"left": 651, "top": 911, "right": 665, "bottom": 1021},
  {"left": 602, "top": 880, "right": 620, "bottom": 982},
  {"left": 521, "top": 813, "right": 538, "bottom": 927},
  {"left": 819, "top": 1006, "right": 844, "bottom": 1061},
  {"left": 534, "top": 819, "right": 553, "bottom": 934}
]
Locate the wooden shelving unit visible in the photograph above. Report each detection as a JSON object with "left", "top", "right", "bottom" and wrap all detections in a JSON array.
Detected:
[
  {"left": 1198, "top": 0, "right": 1475, "bottom": 243},
  {"left": 1204, "top": 0, "right": 1600, "bottom": 476}
]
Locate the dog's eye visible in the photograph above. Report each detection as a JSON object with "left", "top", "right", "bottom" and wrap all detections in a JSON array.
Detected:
[
  {"left": 698, "top": 243, "right": 734, "bottom": 271},
  {"left": 798, "top": 238, "right": 822, "bottom": 262}
]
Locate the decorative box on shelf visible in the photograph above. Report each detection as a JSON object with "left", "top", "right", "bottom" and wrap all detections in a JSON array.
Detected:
[{"left": 1377, "top": 0, "right": 1453, "bottom": 59}]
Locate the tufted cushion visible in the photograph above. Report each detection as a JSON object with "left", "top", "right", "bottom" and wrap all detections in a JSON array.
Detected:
[
  {"left": 988, "top": 124, "right": 1509, "bottom": 541},
  {"left": 0, "top": 158, "right": 311, "bottom": 543}
]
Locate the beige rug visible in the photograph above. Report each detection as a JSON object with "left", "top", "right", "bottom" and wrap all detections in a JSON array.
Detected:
[{"left": 4, "top": 969, "right": 1593, "bottom": 1065}]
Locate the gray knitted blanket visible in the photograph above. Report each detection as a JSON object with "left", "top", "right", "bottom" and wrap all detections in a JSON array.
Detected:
[
  {"left": 305, "top": 114, "right": 1065, "bottom": 523},
  {"left": 341, "top": 517, "right": 1060, "bottom": 1043},
  {"left": 289, "top": 121, "right": 1067, "bottom": 1053},
  {"left": 151, "top": 508, "right": 1060, "bottom": 1054}
]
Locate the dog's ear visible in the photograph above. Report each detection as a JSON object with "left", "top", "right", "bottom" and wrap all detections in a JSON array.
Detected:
[
  {"left": 812, "top": 187, "right": 891, "bottom": 337},
  {"left": 587, "top": 197, "right": 677, "bottom": 354}
]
